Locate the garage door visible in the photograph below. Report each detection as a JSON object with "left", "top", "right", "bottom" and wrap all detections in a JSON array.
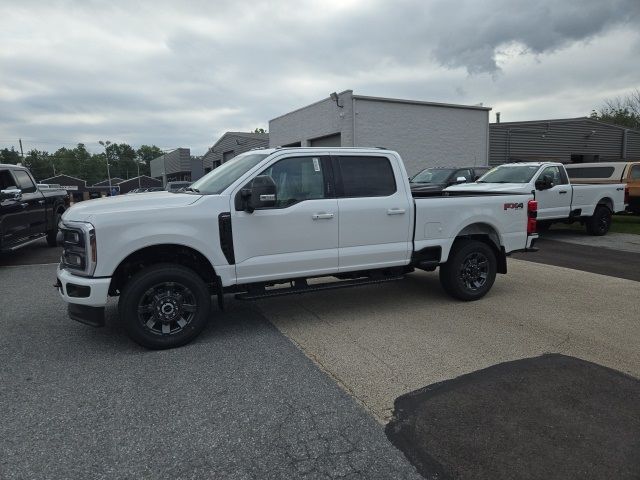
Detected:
[{"left": 309, "top": 133, "right": 341, "bottom": 147}]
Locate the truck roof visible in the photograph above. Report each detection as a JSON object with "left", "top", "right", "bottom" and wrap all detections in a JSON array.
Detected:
[
  {"left": 0, "top": 163, "right": 27, "bottom": 170},
  {"left": 496, "top": 162, "right": 562, "bottom": 167},
  {"left": 262, "top": 147, "right": 397, "bottom": 154}
]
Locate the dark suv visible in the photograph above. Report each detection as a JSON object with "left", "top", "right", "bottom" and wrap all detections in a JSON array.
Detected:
[{"left": 409, "top": 166, "right": 490, "bottom": 193}]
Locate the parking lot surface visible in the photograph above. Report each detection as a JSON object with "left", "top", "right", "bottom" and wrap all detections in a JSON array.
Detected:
[
  {"left": 258, "top": 259, "right": 640, "bottom": 421},
  {"left": 0, "top": 264, "right": 422, "bottom": 480}
]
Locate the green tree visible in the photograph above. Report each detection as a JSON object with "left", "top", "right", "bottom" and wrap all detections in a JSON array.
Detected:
[
  {"left": 136, "top": 145, "right": 164, "bottom": 176},
  {"left": 0, "top": 147, "right": 21, "bottom": 164},
  {"left": 23, "top": 149, "right": 54, "bottom": 181},
  {"left": 591, "top": 89, "right": 640, "bottom": 130},
  {"left": 253, "top": 127, "right": 267, "bottom": 134}
]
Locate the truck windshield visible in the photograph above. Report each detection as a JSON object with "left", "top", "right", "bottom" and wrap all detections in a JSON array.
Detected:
[
  {"left": 189, "top": 153, "right": 269, "bottom": 194},
  {"left": 410, "top": 168, "right": 454, "bottom": 184},
  {"left": 477, "top": 165, "right": 540, "bottom": 184}
]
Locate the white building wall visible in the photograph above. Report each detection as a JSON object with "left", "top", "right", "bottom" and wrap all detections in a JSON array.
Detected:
[
  {"left": 354, "top": 99, "right": 489, "bottom": 175},
  {"left": 269, "top": 91, "right": 354, "bottom": 147}
]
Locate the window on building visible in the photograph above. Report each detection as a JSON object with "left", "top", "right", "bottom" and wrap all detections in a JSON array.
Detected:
[
  {"left": 222, "top": 150, "right": 235, "bottom": 163},
  {"left": 337, "top": 156, "right": 396, "bottom": 197}
]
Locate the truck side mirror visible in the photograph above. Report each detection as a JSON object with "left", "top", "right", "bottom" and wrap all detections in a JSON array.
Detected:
[
  {"left": 242, "top": 175, "right": 277, "bottom": 213},
  {"left": 454, "top": 176, "right": 468, "bottom": 184},
  {"left": 0, "top": 188, "right": 22, "bottom": 201},
  {"left": 535, "top": 175, "right": 553, "bottom": 191}
]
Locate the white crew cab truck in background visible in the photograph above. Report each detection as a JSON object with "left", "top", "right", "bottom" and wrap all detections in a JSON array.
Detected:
[
  {"left": 56, "top": 148, "right": 538, "bottom": 349},
  {"left": 447, "top": 162, "right": 627, "bottom": 236}
]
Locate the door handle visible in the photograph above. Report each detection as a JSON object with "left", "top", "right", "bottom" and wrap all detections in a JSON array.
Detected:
[
  {"left": 559, "top": 191, "right": 567, "bottom": 194},
  {"left": 387, "top": 208, "right": 406, "bottom": 215},
  {"left": 20, "top": 203, "right": 28, "bottom": 208},
  {"left": 38, "top": 200, "right": 45, "bottom": 204},
  {"left": 312, "top": 212, "right": 334, "bottom": 220}
]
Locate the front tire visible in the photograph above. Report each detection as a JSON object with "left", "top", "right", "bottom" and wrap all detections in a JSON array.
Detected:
[
  {"left": 118, "top": 264, "right": 211, "bottom": 349},
  {"left": 439, "top": 239, "right": 497, "bottom": 301},
  {"left": 585, "top": 206, "right": 611, "bottom": 236}
]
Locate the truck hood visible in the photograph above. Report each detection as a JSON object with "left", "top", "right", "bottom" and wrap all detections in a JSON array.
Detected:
[
  {"left": 445, "top": 182, "right": 533, "bottom": 194},
  {"left": 62, "top": 192, "right": 203, "bottom": 223}
]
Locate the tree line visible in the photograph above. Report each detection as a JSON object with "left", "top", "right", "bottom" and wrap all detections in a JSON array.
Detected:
[{"left": 0, "top": 143, "right": 164, "bottom": 185}]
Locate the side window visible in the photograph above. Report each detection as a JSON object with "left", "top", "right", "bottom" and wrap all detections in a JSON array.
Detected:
[
  {"left": 539, "top": 166, "right": 563, "bottom": 186},
  {"left": 260, "top": 156, "right": 326, "bottom": 208},
  {"left": 12, "top": 170, "right": 36, "bottom": 193},
  {"left": 0, "top": 170, "right": 17, "bottom": 190},
  {"left": 454, "top": 169, "right": 472, "bottom": 182},
  {"left": 337, "top": 156, "right": 396, "bottom": 197},
  {"left": 630, "top": 165, "right": 640, "bottom": 180}
]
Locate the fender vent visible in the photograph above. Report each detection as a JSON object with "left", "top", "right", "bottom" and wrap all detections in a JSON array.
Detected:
[{"left": 218, "top": 212, "right": 235, "bottom": 265}]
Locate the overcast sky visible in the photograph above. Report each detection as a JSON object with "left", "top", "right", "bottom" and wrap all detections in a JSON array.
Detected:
[{"left": 1, "top": 0, "right": 638, "bottom": 155}]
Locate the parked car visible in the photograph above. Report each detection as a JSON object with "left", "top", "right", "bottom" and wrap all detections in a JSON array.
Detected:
[
  {"left": 165, "top": 181, "right": 192, "bottom": 192},
  {"left": 448, "top": 162, "right": 627, "bottom": 235},
  {"left": 409, "top": 166, "right": 490, "bottom": 193},
  {"left": 1, "top": 164, "right": 67, "bottom": 252},
  {"left": 565, "top": 161, "right": 640, "bottom": 214},
  {"left": 56, "top": 147, "right": 538, "bottom": 349}
]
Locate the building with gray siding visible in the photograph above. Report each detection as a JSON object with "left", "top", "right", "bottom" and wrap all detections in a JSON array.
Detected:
[
  {"left": 202, "top": 132, "right": 269, "bottom": 171},
  {"left": 268, "top": 90, "right": 491, "bottom": 175},
  {"left": 150, "top": 148, "right": 203, "bottom": 184},
  {"left": 489, "top": 117, "right": 640, "bottom": 166}
]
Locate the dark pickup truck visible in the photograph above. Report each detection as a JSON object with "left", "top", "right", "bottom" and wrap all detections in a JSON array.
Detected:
[{"left": 0, "top": 164, "right": 67, "bottom": 252}]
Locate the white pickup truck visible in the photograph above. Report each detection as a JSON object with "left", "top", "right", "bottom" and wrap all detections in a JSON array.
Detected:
[
  {"left": 447, "top": 162, "right": 627, "bottom": 235},
  {"left": 56, "top": 148, "right": 537, "bottom": 349}
]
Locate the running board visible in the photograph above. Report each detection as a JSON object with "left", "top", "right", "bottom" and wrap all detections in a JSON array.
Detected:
[
  {"left": 235, "top": 275, "right": 405, "bottom": 300},
  {"left": 1, "top": 234, "right": 47, "bottom": 252}
]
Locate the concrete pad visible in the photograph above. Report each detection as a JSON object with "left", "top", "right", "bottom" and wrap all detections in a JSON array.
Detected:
[{"left": 257, "top": 260, "right": 640, "bottom": 422}]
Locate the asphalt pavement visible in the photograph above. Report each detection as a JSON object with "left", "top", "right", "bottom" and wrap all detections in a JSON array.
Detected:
[{"left": 0, "top": 264, "right": 422, "bottom": 480}]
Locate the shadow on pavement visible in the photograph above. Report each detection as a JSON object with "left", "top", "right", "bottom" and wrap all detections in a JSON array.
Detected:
[
  {"left": 0, "top": 238, "right": 62, "bottom": 266},
  {"left": 386, "top": 354, "right": 640, "bottom": 480}
]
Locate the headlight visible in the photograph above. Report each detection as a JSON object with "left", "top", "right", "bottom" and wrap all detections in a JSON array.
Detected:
[{"left": 59, "top": 221, "right": 97, "bottom": 276}]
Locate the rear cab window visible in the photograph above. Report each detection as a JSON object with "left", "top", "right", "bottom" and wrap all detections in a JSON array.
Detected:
[{"left": 334, "top": 155, "right": 396, "bottom": 197}]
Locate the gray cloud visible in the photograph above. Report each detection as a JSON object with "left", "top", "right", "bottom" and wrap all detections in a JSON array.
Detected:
[{"left": 0, "top": 0, "right": 638, "bottom": 155}]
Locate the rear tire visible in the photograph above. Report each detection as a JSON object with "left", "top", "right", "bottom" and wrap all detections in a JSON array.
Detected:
[
  {"left": 118, "top": 264, "right": 211, "bottom": 349},
  {"left": 439, "top": 239, "right": 497, "bottom": 301},
  {"left": 585, "top": 206, "right": 611, "bottom": 236},
  {"left": 46, "top": 211, "right": 62, "bottom": 247}
]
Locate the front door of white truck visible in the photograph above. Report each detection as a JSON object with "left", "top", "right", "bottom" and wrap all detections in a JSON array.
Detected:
[
  {"left": 231, "top": 155, "right": 339, "bottom": 284},
  {"left": 535, "top": 165, "right": 572, "bottom": 220},
  {"left": 333, "top": 154, "right": 412, "bottom": 271}
]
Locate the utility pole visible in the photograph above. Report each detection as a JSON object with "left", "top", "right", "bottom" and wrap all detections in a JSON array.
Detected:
[
  {"left": 98, "top": 140, "right": 112, "bottom": 195},
  {"left": 18, "top": 138, "right": 24, "bottom": 159}
]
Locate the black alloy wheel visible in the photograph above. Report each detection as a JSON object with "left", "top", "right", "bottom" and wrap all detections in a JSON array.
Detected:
[
  {"left": 586, "top": 206, "right": 612, "bottom": 236},
  {"left": 439, "top": 239, "right": 497, "bottom": 301},
  {"left": 119, "top": 264, "right": 211, "bottom": 349}
]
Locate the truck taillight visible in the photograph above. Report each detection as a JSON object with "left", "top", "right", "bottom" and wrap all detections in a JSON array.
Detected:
[{"left": 527, "top": 200, "right": 537, "bottom": 235}]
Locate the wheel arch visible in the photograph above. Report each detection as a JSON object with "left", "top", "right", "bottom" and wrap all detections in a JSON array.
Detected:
[
  {"left": 597, "top": 197, "right": 614, "bottom": 212},
  {"left": 453, "top": 222, "right": 507, "bottom": 274},
  {"left": 109, "top": 244, "right": 218, "bottom": 296}
]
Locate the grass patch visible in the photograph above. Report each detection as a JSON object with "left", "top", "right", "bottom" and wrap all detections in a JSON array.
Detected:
[{"left": 552, "top": 213, "right": 640, "bottom": 235}]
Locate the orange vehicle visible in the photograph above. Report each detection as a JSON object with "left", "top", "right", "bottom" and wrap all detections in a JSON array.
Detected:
[{"left": 565, "top": 161, "right": 640, "bottom": 214}]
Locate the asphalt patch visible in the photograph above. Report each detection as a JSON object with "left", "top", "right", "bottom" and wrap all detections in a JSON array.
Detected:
[{"left": 385, "top": 354, "right": 640, "bottom": 480}]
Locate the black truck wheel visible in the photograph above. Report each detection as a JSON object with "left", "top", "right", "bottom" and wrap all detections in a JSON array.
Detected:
[
  {"left": 46, "top": 211, "right": 62, "bottom": 247},
  {"left": 119, "top": 264, "right": 211, "bottom": 349},
  {"left": 439, "top": 239, "right": 497, "bottom": 301},
  {"left": 585, "top": 206, "right": 611, "bottom": 236}
]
